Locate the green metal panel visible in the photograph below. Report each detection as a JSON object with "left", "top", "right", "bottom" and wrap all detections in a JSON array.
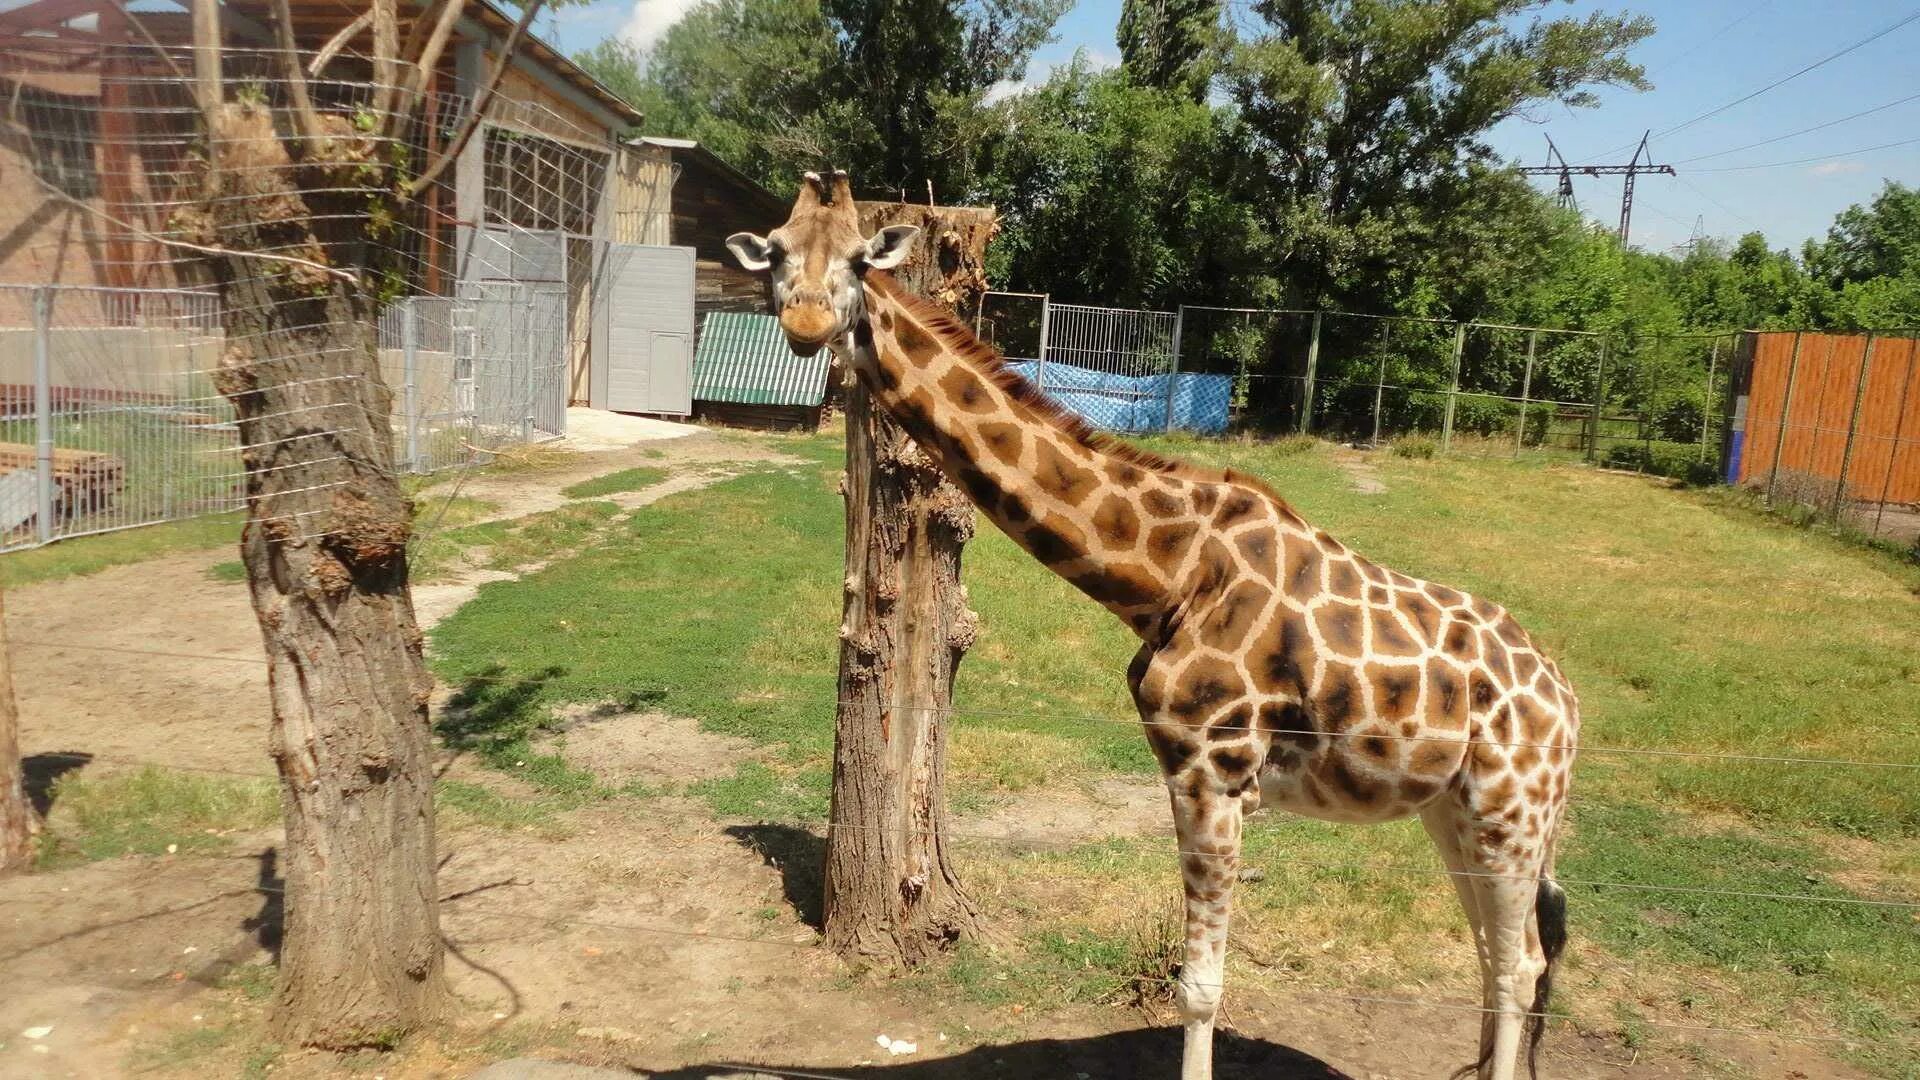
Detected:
[{"left": 691, "top": 313, "right": 832, "bottom": 407}]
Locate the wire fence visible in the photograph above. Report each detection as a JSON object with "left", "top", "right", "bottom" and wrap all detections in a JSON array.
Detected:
[
  {"left": 0, "top": 284, "right": 564, "bottom": 552},
  {"left": 0, "top": 35, "right": 644, "bottom": 552}
]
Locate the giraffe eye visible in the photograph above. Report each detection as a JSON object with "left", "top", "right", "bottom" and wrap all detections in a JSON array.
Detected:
[{"left": 766, "top": 243, "right": 786, "bottom": 268}]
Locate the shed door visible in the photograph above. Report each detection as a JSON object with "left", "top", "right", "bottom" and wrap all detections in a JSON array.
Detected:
[{"left": 605, "top": 243, "right": 696, "bottom": 415}]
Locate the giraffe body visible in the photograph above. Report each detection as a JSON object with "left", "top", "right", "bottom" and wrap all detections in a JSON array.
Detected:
[{"left": 730, "top": 172, "right": 1579, "bottom": 1080}]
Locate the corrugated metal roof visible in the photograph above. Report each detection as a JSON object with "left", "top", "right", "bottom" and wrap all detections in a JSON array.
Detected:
[{"left": 692, "top": 313, "right": 832, "bottom": 407}]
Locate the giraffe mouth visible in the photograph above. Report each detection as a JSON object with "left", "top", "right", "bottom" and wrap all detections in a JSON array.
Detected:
[{"left": 785, "top": 335, "right": 827, "bottom": 358}]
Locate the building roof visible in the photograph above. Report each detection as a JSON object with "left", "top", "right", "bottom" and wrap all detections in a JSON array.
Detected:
[
  {"left": 626, "top": 137, "right": 785, "bottom": 217},
  {"left": 462, "top": 0, "right": 643, "bottom": 127}
]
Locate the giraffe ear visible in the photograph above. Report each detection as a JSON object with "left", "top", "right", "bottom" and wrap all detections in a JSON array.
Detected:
[
  {"left": 726, "top": 232, "right": 773, "bottom": 272},
  {"left": 863, "top": 225, "right": 919, "bottom": 270}
]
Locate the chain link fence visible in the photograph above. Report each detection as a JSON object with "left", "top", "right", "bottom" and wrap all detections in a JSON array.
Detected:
[{"left": 0, "top": 284, "right": 565, "bottom": 553}]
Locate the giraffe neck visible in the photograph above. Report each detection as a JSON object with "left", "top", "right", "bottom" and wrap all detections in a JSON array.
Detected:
[{"left": 850, "top": 273, "right": 1212, "bottom": 635}]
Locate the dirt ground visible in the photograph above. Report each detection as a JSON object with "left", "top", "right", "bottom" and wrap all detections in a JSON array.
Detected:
[{"left": 0, "top": 422, "right": 1867, "bottom": 1080}]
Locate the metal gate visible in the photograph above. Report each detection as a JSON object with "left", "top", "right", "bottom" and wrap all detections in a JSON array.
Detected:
[
  {"left": 455, "top": 282, "right": 569, "bottom": 443},
  {"left": 997, "top": 299, "right": 1176, "bottom": 433}
]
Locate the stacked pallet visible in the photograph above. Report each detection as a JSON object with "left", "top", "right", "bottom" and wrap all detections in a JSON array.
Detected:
[{"left": 0, "top": 443, "right": 126, "bottom": 529}]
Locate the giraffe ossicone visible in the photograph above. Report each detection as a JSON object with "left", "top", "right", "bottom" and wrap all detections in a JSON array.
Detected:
[{"left": 728, "top": 171, "right": 1580, "bottom": 1080}]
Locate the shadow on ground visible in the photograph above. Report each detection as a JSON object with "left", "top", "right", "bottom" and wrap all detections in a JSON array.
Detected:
[
  {"left": 23, "top": 750, "right": 92, "bottom": 815},
  {"left": 644, "top": 1027, "right": 1352, "bottom": 1079},
  {"left": 724, "top": 823, "right": 826, "bottom": 930}
]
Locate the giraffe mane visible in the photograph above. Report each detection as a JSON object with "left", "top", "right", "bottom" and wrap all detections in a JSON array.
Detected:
[{"left": 866, "top": 272, "right": 1293, "bottom": 509}]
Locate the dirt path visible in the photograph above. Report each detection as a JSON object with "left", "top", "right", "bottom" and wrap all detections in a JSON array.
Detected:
[{"left": 6, "top": 428, "right": 793, "bottom": 778}]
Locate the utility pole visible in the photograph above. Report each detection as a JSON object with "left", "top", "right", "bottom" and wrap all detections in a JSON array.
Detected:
[{"left": 1518, "top": 130, "right": 1675, "bottom": 246}]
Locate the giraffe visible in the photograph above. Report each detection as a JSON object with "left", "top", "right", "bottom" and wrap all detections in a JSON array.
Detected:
[{"left": 728, "top": 172, "right": 1578, "bottom": 1080}]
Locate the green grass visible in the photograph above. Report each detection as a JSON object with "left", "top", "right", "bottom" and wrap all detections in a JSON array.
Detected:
[
  {"left": 427, "top": 428, "right": 1920, "bottom": 1069},
  {"left": 39, "top": 767, "right": 279, "bottom": 866},
  {"left": 206, "top": 560, "right": 247, "bottom": 582},
  {"left": 560, "top": 466, "right": 670, "bottom": 499},
  {"left": 2, "top": 512, "right": 242, "bottom": 587}
]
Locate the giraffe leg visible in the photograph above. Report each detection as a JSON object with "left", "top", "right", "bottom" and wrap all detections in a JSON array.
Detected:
[
  {"left": 1423, "top": 805, "right": 1496, "bottom": 1065},
  {"left": 1170, "top": 778, "right": 1245, "bottom": 1080},
  {"left": 1431, "top": 797, "right": 1555, "bottom": 1080}
]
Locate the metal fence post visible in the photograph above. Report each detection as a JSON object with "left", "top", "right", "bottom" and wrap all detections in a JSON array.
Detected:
[
  {"left": 1764, "top": 331, "right": 1805, "bottom": 505},
  {"left": 402, "top": 298, "right": 420, "bottom": 472},
  {"left": 1586, "top": 336, "right": 1610, "bottom": 463},
  {"left": 1371, "top": 321, "right": 1389, "bottom": 446},
  {"left": 32, "top": 287, "right": 54, "bottom": 545},
  {"left": 1832, "top": 333, "right": 1876, "bottom": 520},
  {"left": 521, "top": 288, "right": 536, "bottom": 444},
  {"left": 1701, "top": 337, "right": 1720, "bottom": 462},
  {"left": 1299, "top": 309, "right": 1322, "bottom": 436},
  {"left": 1164, "top": 305, "right": 1185, "bottom": 434},
  {"left": 1515, "top": 329, "right": 1537, "bottom": 456},
  {"left": 1441, "top": 321, "right": 1466, "bottom": 452},
  {"left": 1036, "top": 293, "right": 1051, "bottom": 395},
  {"left": 1640, "top": 334, "right": 1654, "bottom": 471}
]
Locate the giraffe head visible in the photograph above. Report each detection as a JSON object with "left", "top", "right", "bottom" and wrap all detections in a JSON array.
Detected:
[{"left": 726, "top": 170, "right": 919, "bottom": 358}]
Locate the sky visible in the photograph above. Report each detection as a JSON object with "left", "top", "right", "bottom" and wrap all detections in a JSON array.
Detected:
[{"left": 536, "top": 0, "right": 1920, "bottom": 253}]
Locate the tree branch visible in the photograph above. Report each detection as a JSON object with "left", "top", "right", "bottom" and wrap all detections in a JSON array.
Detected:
[
  {"left": 370, "top": 0, "right": 399, "bottom": 127},
  {"left": 268, "top": 0, "right": 325, "bottom": 152},
  {"left": 404, "top": 0, "right": 545, "bottom": 199},
  {"left": 390, "top": 0, "right": 466, "bottom": 141},
  {"left": 308, "top": 11, "right": 371, "bottom": 76}
]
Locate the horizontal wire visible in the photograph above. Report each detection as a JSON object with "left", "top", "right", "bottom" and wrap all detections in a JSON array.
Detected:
[
  {"left": 37, "top": 868, "right": 1867, "bottom": 1048},
  {"left": 27, "top": 750, "right": 1918, "bottom": 913},
  {"left": 8, "top": 638, "right": 1916, "bottom": 772}
]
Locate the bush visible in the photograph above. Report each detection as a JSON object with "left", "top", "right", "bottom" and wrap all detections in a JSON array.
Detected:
[
  {"left": 1604, "top": 439, "right": 1719, "bottom": 485},
  {"left": 1392, "top": 435, "right": 1438, "bottom": 459}
]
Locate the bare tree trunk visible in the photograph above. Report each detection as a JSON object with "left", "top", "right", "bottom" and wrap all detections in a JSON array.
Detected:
[
  {"left": 201, "top": 101, "right": 447, "bottom": 1047},
  {"left": 823, "top": 384, "right": 984, "bottom": 966},
  {"left": 822, "top": 204, "right": 998, "bottom": 967},
  {"left": 0, "top": 589, "right": 35, "bottom": 872}
]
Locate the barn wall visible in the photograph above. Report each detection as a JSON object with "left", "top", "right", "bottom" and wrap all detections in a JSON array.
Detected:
[{"left": 669, "top": 154, "right": 782, "bottom": 320}]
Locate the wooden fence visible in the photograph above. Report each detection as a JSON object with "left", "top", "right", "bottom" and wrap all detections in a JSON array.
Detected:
[{"left": 1731, "top": 330, "right": 1920, "bottom": 539}]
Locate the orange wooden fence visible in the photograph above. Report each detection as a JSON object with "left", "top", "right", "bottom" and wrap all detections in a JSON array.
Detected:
[{"left": 1735, "top": 331, "right": 1920, "bottom": 505}]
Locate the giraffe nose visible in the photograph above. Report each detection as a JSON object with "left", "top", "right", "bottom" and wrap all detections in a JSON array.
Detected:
[{"left": 779, "top": 302, "right": 836, "bottom": 348}]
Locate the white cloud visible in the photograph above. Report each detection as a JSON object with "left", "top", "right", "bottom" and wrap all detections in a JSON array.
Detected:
[
  {"left": 984, "top": 48, "right": 1121, "bottom": 105},
  {"left": 620, "top": 0, "right": 701, "bottom": 52},
  {"left": 1808, "top": 160, "right": 1867, "bottom": 177}
]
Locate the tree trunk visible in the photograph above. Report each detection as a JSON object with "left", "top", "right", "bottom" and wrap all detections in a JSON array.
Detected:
[
  {"left": 823, "top": 383, "right": 984, "bottom": 966},
  {"left": 202, "top": 101, "right": 448, "bottom": 1047},
  {"left": 822, "top": 204, "right": 997, "bottom": 968},
  {"left": 0, "top": 589, "right": 35, "bottom": 872}
]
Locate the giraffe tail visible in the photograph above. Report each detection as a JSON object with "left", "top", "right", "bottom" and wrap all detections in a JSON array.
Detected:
[{"left": 1525, "top": 875, "right": 1569, "bottom": 1080}]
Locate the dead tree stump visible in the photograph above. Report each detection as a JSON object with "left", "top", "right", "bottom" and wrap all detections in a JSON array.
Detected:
[{"left": 821, "top": 202, "right": 998, "bottom": 968}]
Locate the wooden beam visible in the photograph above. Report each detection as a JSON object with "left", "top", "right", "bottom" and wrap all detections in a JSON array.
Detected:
[
  {"left": 97, "top": 4, "right": 139, "bottom": 294},
  {"left": 191, "top": 0, "right": 221, "bottom": 120}
]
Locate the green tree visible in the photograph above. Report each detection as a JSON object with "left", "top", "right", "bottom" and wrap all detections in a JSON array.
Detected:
[
  {"left": 977, "top": 58, "right": 1268, "bottom": 308},
  {"left": 1117, "top": 0, "right": 1222, "bottom": 98},
  {"left": 575, "top": 0, "right": 842, "bottom": 193},
  {"left": 1223, "top": 0, "right": 1653, "bottom": 310},
  {"left": 580, "top": 0, "right": 1067, "bottom": 197}
]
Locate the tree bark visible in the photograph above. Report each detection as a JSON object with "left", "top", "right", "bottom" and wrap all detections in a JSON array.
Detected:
[
  {"left": 201, "top": 101, "right": 448, "bottom": 1047},
  {"left": 823, "top": 384, "right": 984, "bottom": 966},
  {"left": 822, "top": 204, "right": 997, "bottom": 968},
  {"left": 0, "top": 589, "right": 35, "bottom": 872}
]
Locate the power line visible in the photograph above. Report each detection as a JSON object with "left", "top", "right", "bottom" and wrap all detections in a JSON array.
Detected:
[
  {"left": 1676, "top": 89, "right": 1920, "bottom": 164},
  {"left": 1585, "top": 7, "right": 1920, "bottom": 162},
  {"left": 1688, "top": 134, "right": 1920, "bottom": 173},
  {"left": 1638, "top": 1, "right": 1772, "bottom": 79}
]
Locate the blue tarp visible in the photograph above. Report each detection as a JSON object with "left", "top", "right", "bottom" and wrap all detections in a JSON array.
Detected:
[{"left": 1004, "top": 360, "right": 1231, "bottom": 435}]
